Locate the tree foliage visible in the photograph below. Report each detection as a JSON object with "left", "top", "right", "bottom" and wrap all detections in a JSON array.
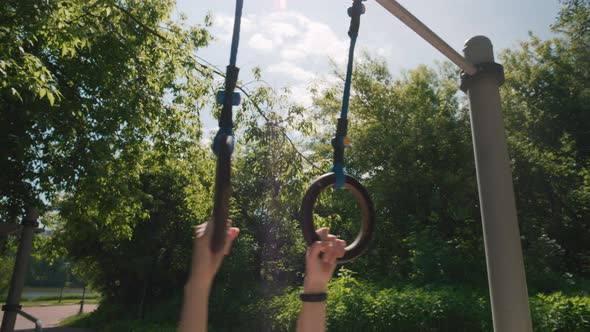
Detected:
[
  {"left": 501, "top": 0, "right": 590, "bottom": 283},
  {"left": 1, "top": 0, "right": 217, "bottom": 308},
  {"left": 0, "top": 0, "right": 212, "bottom": 224},
  {"left": 55, "top": 152, "right": 214, "bottom": 307},
  {"left": 309, "top": 58, "right": 485, "bottom": 284},
  {"left": 0, "top": 240, "right": 16, "bottom": 295},
  {"left": 1, "top": 0, "right": 589, "bottom": 330}
]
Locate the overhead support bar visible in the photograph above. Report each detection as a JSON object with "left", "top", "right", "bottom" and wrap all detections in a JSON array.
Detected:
[{"left": 374, "top": 0, "right": 478, "bottom": 75}]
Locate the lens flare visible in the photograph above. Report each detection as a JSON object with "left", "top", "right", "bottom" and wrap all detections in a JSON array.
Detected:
[{"left": 274, "top": 0, "right": 287, "bottom": 11}]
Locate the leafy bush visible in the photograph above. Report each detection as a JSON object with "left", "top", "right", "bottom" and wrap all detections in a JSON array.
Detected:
[
  {"left": 0, "top": 254, "right": 15, "bottom": 296},
  {"left": 33, "top": 294, "right": 101, "bottom": 302},
  {"left": 64, "top": 273, "right": 590, "bottom": 332},
  {"left": 531, "top": 293, "right": 590, "bottom": 331},
  {"left": 66, "top": 297, "right": 180, "bottom": 332},
  {"left": 267, "top": 271, "right": 590, "bottom": 332}
]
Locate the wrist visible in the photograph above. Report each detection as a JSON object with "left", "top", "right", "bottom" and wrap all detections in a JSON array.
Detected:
[{"left": 303, "top": 277, "right": 327, "bottom": 293}]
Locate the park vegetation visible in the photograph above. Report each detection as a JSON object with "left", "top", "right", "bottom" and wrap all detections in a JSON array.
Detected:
[{"left": 1, "top": 0, "right": 589, "bottom": 331}]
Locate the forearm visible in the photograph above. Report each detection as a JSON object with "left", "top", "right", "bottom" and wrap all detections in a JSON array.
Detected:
[
  {"left": 179, "top": 279, "right": 211, "bottom": 332},
  {"left": 296, "top": 278, "right": 328, "bottom": 332},
  {"left": 296, "top": 301, "right": 326, "bottom": 332}
]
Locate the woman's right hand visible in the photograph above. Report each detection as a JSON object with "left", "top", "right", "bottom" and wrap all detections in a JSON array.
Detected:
[{"left": 303, "top": 228, "right": 346, "bottom": 293}]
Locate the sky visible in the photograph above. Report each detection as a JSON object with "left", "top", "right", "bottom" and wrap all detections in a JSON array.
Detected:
[{"left": 174, "top": 0, "right": 561, "bottom": 128}]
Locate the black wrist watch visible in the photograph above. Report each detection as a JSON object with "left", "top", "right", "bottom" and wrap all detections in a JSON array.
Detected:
[{"left": 299, "top": 292, "right": 327, "bottom": 302}]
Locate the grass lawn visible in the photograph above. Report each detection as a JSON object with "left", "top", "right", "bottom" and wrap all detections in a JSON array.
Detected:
[
  {"left": 59, "top": 313, "right": 90, "bottom": 327},
  {"left": 18, "top": 294, "right": 102, "bottom": 307},
  {"left": 21, "top": 298, "right": 101, "bottom": 307}
]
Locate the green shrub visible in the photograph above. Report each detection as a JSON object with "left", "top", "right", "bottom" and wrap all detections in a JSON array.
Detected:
[
  {"left": 63, "top": 271, "right": 590, "bottom": 332},
  {"left": 267, "top": 272, "right": 590, "bottom": 332},
  {"left": 33, "top": 294, "right": 101, "bottom": 302},
  {"left": 65, "top": 297, "right": 180, "bottom": 332},
  {"left": 207, "top": 280, "right": 262, "bottom": 332},
  {"left": 531, "top": 292, "right": 590, "bottom": 331},
  {"left": 0, "top": 247, "right": 15, "bottom": 296},
  {"left": 268, "top": 287, "right": 302, "bottom": 331},
  {"left": 267, "top": 270, "right": 491, "bottom": 332}
]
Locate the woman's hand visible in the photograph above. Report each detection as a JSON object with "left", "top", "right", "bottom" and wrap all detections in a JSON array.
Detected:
[
  {"left": 180, "top": 219, "right": 239, "bottom": 332},
  {"left": 303, "top": 227, "right": 346, "bottom": 293},
  {"left": 188, "top": 219, "right": 240, "bottom": 288}
]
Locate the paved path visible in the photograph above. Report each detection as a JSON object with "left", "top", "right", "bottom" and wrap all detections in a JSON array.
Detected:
[{"left": 0, "top": 304, "right": 97, "bottom": 331}]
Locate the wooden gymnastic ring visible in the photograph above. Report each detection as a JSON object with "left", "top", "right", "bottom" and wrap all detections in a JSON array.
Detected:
[{"left": 300, "top": 172, "right": 375, "bottom": 263}]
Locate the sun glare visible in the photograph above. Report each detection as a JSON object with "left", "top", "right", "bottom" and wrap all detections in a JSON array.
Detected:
[{"left": 274, "top": 0, "right": 287, "bottom": 11}]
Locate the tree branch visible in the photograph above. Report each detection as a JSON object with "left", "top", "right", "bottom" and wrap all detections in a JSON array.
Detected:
[
  {"left": 107, "top": 5, "right": 322, "bottom": 172},
  {"left": 113, "top": 4, "right": 169, "bottom": 42}
]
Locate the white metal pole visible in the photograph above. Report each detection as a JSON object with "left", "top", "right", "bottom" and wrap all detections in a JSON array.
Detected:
[
  {"left": 461, "top": 36, "right": 532, "bottom": 332},
  {"left": 374, "top": 0, "right": 477, "bottom": 75},
  {"left": 373, "top": 0, "right": 532, "bottom": 329}
]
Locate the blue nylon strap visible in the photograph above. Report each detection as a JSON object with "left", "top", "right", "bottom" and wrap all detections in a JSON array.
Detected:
[
  {"left": 333, "top": 1, "right": 364, "bottom": 189},
  {"left": 229, "top": 0, "right": 243, "bottom": 67},
  {"left": 332, "top": 165, "right": 345, "bottom": 189},
  {"left": 331, "top": 163, "right": 346, "bottom": 189},
  {"left": 340, "top": 35, "right": 357, "bottom": 121}
]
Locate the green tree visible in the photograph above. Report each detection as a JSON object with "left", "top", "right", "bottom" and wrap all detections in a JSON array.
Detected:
[
  {"left": 236, "top": 84, "right": 313, "bottom": 284},
  {"left": 204, "top": 81, "right": 316, "bottom": 330},
  {"left": 0, "top": 240, "right": 16, "bottom": 296},
  {"left": 54, "top": 151, "right": 214, "bottom": 308},
  {"left": 1, "top": 0, "right": 220, "bottom": 311},
  {"left": 0, "top": 0, "right": 212, "bottom": 225},
  {"left": 500, "top": 0, "right": 590, "bottom": 284},
  {"left": 310, "top": 58, "right": 485, "bottom": 285}
]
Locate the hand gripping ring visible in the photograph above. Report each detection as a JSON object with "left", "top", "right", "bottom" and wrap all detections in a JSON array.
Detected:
[{"left": 300, "top": 172, "right": 375, "bottom": 263}]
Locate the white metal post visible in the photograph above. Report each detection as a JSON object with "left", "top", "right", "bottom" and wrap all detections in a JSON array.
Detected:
[
  {"left": 372, "top": 1, "right": 533, "bottom": 329},
  {"left": 461, "top": 36, "right": 533, "bottom": 332}
]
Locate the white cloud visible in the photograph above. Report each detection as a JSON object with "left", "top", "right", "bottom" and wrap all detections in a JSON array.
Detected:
[
  {"left": 288, "top": 83, "right": 313, "bottom": 107},
  {"left": 376, "top": 45, "right": 393, "bottom": 58},
  {"left": 216, "top": 11, "right": 348, "bottom": 65},
  {"left": 278, "top": 73, "right": 344, "bottom": 108},
  {"left": 267, "top": 62, "right": 316, "bottom": 82},
  {"left": 279, "top": 20, "right": 348, "bottom": 65},
  {"left": 249, "top": 33, "right": 274, "bottom": 52},
  {"left": 209, "top": 11, "right": 351, "bottom": 107},
  {"left": 266, "top": 21, "right": 298, "bottom": 43},
  {"left": 212, "top": 14, "right": 254, "bottom": 42},
  {"left": 260, "top": 12, "right": 348, "bottom": 65}
]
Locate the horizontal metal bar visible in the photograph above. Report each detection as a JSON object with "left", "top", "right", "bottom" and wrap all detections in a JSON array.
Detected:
[{"left": 374, "top": 0, "right": 478, "bottom": 75}]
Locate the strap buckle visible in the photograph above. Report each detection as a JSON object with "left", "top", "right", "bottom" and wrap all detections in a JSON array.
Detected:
[
  {"left": 347, "top": 0, "right": 366, "bottom": 37},
  {"left": 331, "top": 118, "right": 349, "bottom": 189},
  {"left": 216, "top": 91, "right": 241, "bottom": 106}
]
